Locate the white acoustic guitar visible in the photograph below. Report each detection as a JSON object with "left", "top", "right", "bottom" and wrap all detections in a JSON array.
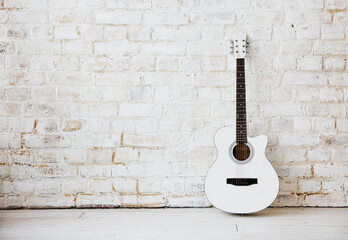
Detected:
[{"left": 205, "top": 33, "right": 279, "bottom": 214}]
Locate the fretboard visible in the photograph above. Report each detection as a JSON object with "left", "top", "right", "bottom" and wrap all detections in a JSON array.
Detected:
[{"left": 236, "top": 58, "right": 247, "bottom": 144}]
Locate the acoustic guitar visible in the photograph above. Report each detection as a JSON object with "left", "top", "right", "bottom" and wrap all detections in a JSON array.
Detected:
[{"left": 204, "top": 33, "right": 279, "bottom": 214}]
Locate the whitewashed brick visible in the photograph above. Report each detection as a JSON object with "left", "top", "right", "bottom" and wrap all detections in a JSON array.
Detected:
[
  {"left": 260, "top": 104, "right": 303, "bottom": 116},
  {"left": 296, "top": 25, "right": 320, "bottom": 39},
  {"left": 278, "top": 134, "right": 318, "bottom": 147},
  {"left": 307, "top": 103, "right": 346, "bottom": 117},
  {"left": 55, "top": 26, "right": 79, "bottom": 39},
  {"left": 145, "top": 12, "right": 188, "bottom": 25},
  {"left": 95, "top": 10, "right": 142, "bottom": 25},
  {"left": 113, "top": 178, "right": 137, "bottom": 194},
  {"left": 283, "top": 72, "right": 327, "bottom": 86},
  {"left": 143, "top": 42, "right": 186, "bottom": 56},
  {"left": 302, "top": 0, "right": 324, "bottom": 9},
  {"left": 130, "top": 56, "right": 155, "bottom": 71},
  {"left": 274, "top": 55, "right": 296, "bottom": 70},
  {"left": 298, "top": 179, "right": 321, "bottom": 193},
  {"left": 337, "top": 119, "right": 348, "bottom": 132},
  {"left": 319, "top": 88, "right": 343, "bottom": 102},
  {"left": 330, "top": 73, "right": 348, "bottom": 86},
  {"left": 128, "top": 0, "right": 152, "bottom": 9},
  {"left": 293, "top": 117, "right": 312, "bottom": 132},
  {"left": 325, "top": 0, "right": 348, "bottom": 10},
  {"left": 308, "top": 148, "right": 330, "bottom": 162},
  {"left": 152, "top": 26, "right": 175, "bottom": 40},
  {"left": 105, "top": 0, "right": 127, "bottom": 8},
  {"left": 275, "top": 164, "right": 312, "bottom": 178},
  {"left": 176, "top": 26, "right": 199, "bottom": 40},
  {"left": 313, "top": 41, "right": 348, "bottom": 55},
  {"left": 104, "top": 26, "right": 126, "bottom": 40},
  {"left": 312, "top": 118, "right": 335, "bottom": 132},
  {"left": 321, "top": 25, "right": 345, "bottom": 40},
  {"left": 128, "top": 26, "right": 151, "bottom": 40},
  {"left": 323, "top": 57, "right": 345, "bottom": 71},
  {"left": 314, "top": 164, "right": 347, "bottom": 177},
  {"left": 191, "top": 11, "right": 235, "bottom": 24},
  {"left": 94, "top": 42, "right": 139, "bottom": 55},
  {"left": 298, "top": 57, "right": 322, "bottom": 71},
  {"left": 156, "top": 57, "right": 179, "bottom": 71}
]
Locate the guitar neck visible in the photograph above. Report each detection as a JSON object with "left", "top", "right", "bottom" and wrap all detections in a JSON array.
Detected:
[{"left": 236, "top": 58, "right": 247, "bottom": 144}]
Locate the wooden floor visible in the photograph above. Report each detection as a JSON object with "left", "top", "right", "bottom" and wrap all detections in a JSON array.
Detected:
[{"left": 0, "top": 208, "right": 347, "bottom": 239}]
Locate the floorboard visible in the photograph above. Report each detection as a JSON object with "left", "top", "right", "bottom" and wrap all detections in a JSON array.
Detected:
[{"left": 1, "top": 208, "right": 347, "bottom": 240}]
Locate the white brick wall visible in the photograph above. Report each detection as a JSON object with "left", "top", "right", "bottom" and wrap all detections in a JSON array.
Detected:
[{"left": 0, "top": 0, "right": 347, "bottom": 208}]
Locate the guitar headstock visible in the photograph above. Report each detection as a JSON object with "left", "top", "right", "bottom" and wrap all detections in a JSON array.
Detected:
[{"left": 230, "top": 33, "right": 248, "bottom": 58}]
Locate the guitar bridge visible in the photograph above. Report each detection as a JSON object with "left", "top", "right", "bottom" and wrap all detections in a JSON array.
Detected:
[{"left": 226, "top": 178, "right": 258, "bottom": 186}]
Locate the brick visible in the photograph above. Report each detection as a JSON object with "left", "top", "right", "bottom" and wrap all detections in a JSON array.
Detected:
[
  {"left": 278, "top": 134, "right": 318, "bottom": 147},
  {"left": 285, "top": 11, "right": 331, "bottom": 24},
  {"left": 188, "top": 42, "right": 228, "bottom": 56},
  {"left": 166, "top": 104, "right": 210, "bottom": 118},
  {"left": 337, "top": 119, "right": 348, "bottom": 132},
  {"left": 274, "top": 164, "right": 312, "bottom": 178},
  {"left": 323, "top": 57, "right": 345, "bottom": 71},
  {"left": 298, "top": 57, "right": 322, "bottom": 71},
  {"left": 23, "top": 134, "right": 71, "bottom": 148},
  {"left": 96, "top": 73, "right": 141, "bottom": 86},
  {"left": 119, "top": 103, "right": 162, "bottom": 117},
  {"left": 156, "top": 57, "right": 179, "bottom": 71},
  {"left": 260, "top": 104, "right": 303, "bottom": 116},
  {"left": 325, "top": 0, "right": 348, "bottom": 9},
  {"left": 319, "top": 88, "right": 343, "bottom": 102},
  {"left": 296, "top": 25, "right": 320, "bottom": 39},
  {"left": 128, "top": 0, "right": 152, "bottom": 9},
  {"left": 293, "top": 117, "right": 312, "bottom": 132},
  {"left": 105, "top": 0, "right": 127, "bottom": 8},
  {"left": 152, "top": 26, "right": 176, "bottom": 40},
  {"left": 142, "top": 42, "right": 185, "bottom": 56},
  {"left": 95, "top": 10, "right": 142, "bottom": 25},
  {"left": 144, "top": 72, "right": 190, "bottom": 86},
  {"left": 307, "top": 103, "right": 346, "bottom": 117},
  {"left": 123, "top": 135, "right": 165, "bottom": 147},
  {"left": 191, "top": 11, "right": 235, "bottom": 24},
  {"left": 135, "top": 119, "right": 158, "bottom": 133},
  {"left": 308, "top": 148, "right": 330, "bottom": 162},
  {"left": 283, "top": 72, "right": 327, "bottom": 86},
  {"left": 312, "top": 118, "right": 335, "bottom": 132},
  {"left": 54, "top": 26, "right": 79, "bottom": 39},
  {"left": 94, "top": 42, "right": 139, "bottom": 55},
  {"left": 298, "top": 179, "right": 321, "bottom": 193},
  {"left": 314, "top": 164, "right": 347, "bottom": 177},
  {"left": 322, "top": 180, "right": 343, "bottom": 193},
  {"left": 11, "top": 10, "right": 48, "bottom": 24},
  {"left": 330, "top": 73, "right": 348, "bottom": 86},
  {"left": 238, "top": 11, "right": 283, "bottom": 24},
  {"left": 113, "top": 178, "right": 137, "bottom": 194},
  {"left": 138, "top": 178, "right": 162, "bottom": 193},
  {"left": 313, "top": 41, "right": 348, "bottom": 55},
  {"left": 129, "top": 56, "right": 155, "bottom": 71},
  {"left": 176, "top": 26, "right": 199, "bottom": 40},
  {"left": 76, "top": 194, "right": 120, "bottom": 208},
  {"left": 321, "top": 25, "right": 345, "bottom": 40}
]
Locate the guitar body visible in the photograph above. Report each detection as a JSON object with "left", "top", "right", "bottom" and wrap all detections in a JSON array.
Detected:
[{"left": 205, "top": 126, "right": 279, "bottom": 214}]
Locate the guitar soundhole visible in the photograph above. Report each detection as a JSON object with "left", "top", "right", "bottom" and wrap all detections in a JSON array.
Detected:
[{"left": 232, "top": 143, "right": 251, "bottom": 161}]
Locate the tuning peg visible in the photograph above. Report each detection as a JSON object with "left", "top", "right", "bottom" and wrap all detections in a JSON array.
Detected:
[{"left": 246, "top": 40, "right": 249, "bottom": 44}]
